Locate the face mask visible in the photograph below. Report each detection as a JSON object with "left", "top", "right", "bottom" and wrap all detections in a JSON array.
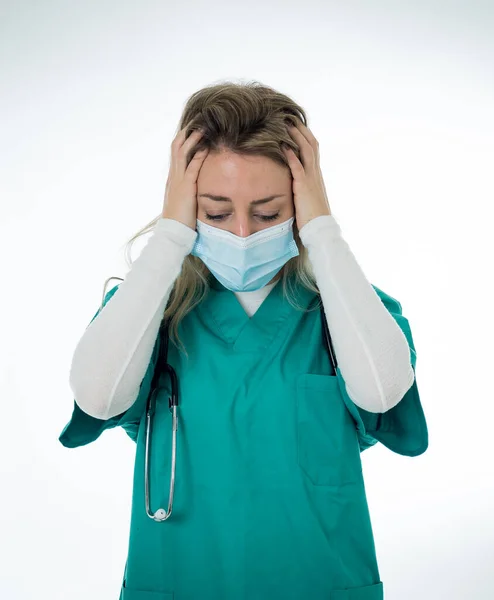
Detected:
[{"left": 191, "top": 217, "right": 300, "bottom": 292}]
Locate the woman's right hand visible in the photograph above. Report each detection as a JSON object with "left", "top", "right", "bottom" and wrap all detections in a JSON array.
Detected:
[{"left": 162, "top": 122, "right": 209, "bottom": 230}]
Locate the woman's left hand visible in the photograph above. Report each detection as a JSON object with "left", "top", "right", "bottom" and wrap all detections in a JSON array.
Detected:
[{"left": 282, "top": 119, "right": 332, "bottom": 231}]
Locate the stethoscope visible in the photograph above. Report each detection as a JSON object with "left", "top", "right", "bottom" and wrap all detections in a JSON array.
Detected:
[{"left": 100, "top": 276, "right": 338, "bottom": 523}]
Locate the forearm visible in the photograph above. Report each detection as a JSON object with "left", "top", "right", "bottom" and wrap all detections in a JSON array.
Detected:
[
  {"left": 69, "top": 218, "right": 197, "bottom": 420},
  {"left": 299, "top": 215, "right": 415, "bottom": 413}
]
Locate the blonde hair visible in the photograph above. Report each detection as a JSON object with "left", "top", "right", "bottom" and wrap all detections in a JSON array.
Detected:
[{"left": 123, "top": 80, "right": 320, "bottom": 351}]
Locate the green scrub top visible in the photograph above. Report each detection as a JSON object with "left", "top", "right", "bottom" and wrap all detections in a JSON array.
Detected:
[{"left": 59, "top": 276, "right": 428, "bottom": 600}]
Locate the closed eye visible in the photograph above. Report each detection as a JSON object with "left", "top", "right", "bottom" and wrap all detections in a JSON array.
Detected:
[{"left": 205, "top": 213, "right": 280, "bottom": 222}]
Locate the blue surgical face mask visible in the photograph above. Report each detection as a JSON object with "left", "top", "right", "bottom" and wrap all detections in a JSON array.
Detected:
[{"left": 191, "top": 217, "right": 300, "bottom": 292}]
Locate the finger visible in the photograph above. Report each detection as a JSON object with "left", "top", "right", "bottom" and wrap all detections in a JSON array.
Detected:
[
  {"left": 172, "top": 120, "right": 193, "bottom": 147},
  {"left": 286, "top": 126, "right": 313, "bottom": 170},
  {"left": 293, "top": 120, "right": 319, "bottom": 150},
  {"left": 172, "top": 121, "right": 202, "bottom": 152},
  {"left": 288, "top": 122, "right": 319, "bottom": 160},
  {"left": 185, "top": 147, "right": 210, "bottom": 180},
  {"left": 179, "top": 127, "right": 204, "bottom": 152},
  {"left": 174, "top": 129, "right": 205, "bottom": 173},
  {"left": 282, "top": 145, "right": 304, "bottom": 176}
]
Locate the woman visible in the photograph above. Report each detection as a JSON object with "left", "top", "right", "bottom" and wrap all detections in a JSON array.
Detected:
[{"left": 59, "top": 81, "right": 428, "bottom": 600}]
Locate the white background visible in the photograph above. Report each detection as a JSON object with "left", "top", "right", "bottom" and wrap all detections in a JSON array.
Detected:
[{"left": 1, "top": 1, "right": 493, "bottom": 598}]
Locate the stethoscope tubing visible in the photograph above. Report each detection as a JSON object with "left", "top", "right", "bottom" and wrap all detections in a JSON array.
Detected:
[{"left": 100, "top": 277, "right": 338, "bottom": 523}]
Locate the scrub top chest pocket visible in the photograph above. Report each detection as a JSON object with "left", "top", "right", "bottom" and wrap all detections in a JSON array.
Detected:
[{"left": 296, "top": 373, "right": 363, "bottom": 487}]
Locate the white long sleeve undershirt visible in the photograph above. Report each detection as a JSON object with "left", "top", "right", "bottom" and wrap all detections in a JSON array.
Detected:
[
  {"left": 69, "top": 215, "right": 414, "bottom": 421},
  {"left": 299, "top": 215, "right": 415, "bottom": 413}
]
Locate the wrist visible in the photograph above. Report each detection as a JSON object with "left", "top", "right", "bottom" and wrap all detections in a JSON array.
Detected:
[
  {"left": 296, "top": 205, "right": 331, "bottom": 231},
  {"left": 161, "top": 210, "right": 197, "bottom": 232}
]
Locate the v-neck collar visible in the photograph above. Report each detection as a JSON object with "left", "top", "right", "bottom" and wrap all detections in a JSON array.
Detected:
[{"left": 198, "top": 275, "right": 317, "bottom": 352}]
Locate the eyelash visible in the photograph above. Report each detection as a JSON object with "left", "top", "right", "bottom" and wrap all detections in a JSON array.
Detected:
[{"left": 205, "top": 213, "right": 280, "bottom": 222}]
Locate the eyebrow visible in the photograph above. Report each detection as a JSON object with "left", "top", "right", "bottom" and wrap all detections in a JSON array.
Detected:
[{"left": 198, "top": 193, "right": 286, "bottom": 206}]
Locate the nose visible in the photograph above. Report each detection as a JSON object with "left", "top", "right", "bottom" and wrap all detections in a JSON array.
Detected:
[{"left": 230, "top": 215, "right": 253, "bottom": 238}]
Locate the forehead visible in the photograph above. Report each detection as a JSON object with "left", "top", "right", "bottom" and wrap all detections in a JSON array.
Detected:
[{"left": 197, "top": 149, "right": 290, "bottom": 195}]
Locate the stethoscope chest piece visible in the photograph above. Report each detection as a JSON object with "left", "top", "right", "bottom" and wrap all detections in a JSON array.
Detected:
[{"left": 152, "top": 508, "right": 169, "bottom": 522}]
